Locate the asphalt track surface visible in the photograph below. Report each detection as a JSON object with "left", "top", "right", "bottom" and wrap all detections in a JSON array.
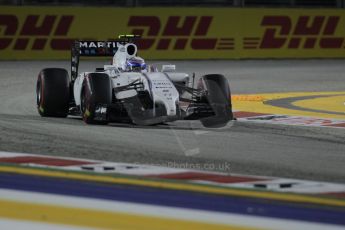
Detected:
[{"left": 0, "top": 60, "right": 344, "bottom": 182}]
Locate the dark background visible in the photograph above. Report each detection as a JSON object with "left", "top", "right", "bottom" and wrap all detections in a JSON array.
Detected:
[{"left": 0, "top": 0, "right": 344, "bottom": 8}]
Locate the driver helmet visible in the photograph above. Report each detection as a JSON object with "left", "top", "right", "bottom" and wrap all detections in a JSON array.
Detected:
[{"left": 126, "top": 56, "right": 146, "bottom": 72}]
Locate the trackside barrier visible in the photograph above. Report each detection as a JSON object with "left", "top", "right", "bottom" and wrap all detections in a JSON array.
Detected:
[{"left": 1, "top": 6, "right": 345, "bottom": 59}]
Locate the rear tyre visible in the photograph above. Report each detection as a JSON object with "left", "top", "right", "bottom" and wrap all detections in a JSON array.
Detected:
[
  {"left": 36, "top": 68, "right": 70, "bottom": 117},
  {"left": 80, "top": 73, "right": 112, "bottom": 124},
  {"left": 198, "top": 74, "right": 233, "bottom": 128}
]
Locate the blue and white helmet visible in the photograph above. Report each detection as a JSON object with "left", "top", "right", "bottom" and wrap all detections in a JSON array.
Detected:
[{"left": 126, "top": 56, "right": 146, "bottom": 72}]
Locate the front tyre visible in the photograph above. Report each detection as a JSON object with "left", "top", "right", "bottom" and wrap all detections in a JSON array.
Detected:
[
  {"left": 36, "top": 68, "right": 70, "bottom": 117},
  {"left": 198, "top": 74, "right": 233, "bottom": 128},
  {"left": 80, "top": 73, "right": 112, "bottom": 125}
]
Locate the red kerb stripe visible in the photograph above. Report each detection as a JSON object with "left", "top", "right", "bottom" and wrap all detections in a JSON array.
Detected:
[
  {"left": 233, "top": 111, "right": 270, "bottom": 118},
  {"left": 146, "top": 172, "right": 267, "bottom": 183},
  {"left": 0, "top": 156, "right": 95, "bottom": 166},
  {"left": 324, "top": 123, "right": 345, "bottom": 128},
  {"left": 322, "top": 192, "right": 345, "bottom": 199}
]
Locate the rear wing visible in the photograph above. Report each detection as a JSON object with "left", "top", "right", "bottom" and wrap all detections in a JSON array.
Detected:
[{"left": 71, "top": 35, "right": 140, "bottom": 81}]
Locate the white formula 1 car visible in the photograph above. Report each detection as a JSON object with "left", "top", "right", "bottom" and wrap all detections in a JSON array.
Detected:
[{"left": 36, "top": 35, "right": 233, "bottom": 127}]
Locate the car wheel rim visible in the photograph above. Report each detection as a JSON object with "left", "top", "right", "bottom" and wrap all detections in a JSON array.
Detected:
[
  {"left": 80, "top": 89, "right": 86, "bottom": 113},
  {"left": 37, "top": 81, "right": 41, "bottom": 105}
]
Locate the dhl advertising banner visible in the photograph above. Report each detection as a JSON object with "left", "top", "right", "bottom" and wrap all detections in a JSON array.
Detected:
[{"left": 1, "top": 6, "right": 345, "bottom": 59}]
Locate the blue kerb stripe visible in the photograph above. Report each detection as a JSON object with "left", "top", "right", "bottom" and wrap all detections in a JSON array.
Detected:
[{"left": 0, "top": 172, "right": 344, "bottom": 226}]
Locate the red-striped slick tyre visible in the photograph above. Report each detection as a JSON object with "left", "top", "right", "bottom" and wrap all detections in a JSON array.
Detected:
[{"left": 36, "top": 68, "right": 70, "bottom": 117}]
